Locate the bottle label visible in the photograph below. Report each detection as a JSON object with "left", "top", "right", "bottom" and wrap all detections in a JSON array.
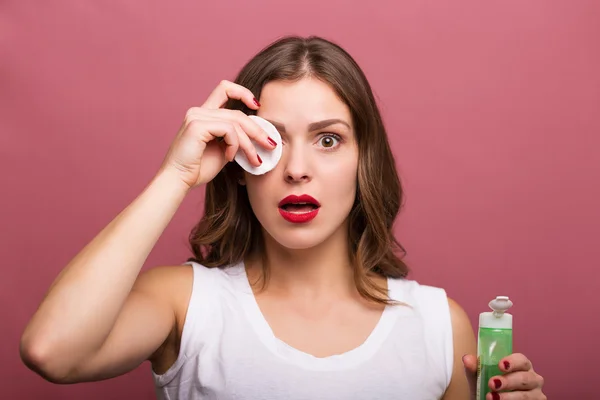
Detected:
[{"left": 475, "top": 355, "right": 482, "bottom": 399}]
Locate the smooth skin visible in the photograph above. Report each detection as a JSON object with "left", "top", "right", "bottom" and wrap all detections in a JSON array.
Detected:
[{"left": 20, "top": 80, "right": 545, "bottom": 399}]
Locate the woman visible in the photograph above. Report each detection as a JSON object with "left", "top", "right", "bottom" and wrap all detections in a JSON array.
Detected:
[{"left": 20, "top": 36, "right": 546, "bottom": 400}]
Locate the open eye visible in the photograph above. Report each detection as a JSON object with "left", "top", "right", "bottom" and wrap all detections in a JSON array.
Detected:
[{"left": 318, "top": 134, "right": 341, "bottom": 150}]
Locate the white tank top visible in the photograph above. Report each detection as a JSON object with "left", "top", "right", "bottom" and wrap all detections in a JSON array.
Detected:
[{"left": 152, "top": 261, "right": 454, "bottom": 400}]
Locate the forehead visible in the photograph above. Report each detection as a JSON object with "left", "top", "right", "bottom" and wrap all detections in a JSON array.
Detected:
[{"left": 258, "top": 78, "right": 353, "bottom": 129}]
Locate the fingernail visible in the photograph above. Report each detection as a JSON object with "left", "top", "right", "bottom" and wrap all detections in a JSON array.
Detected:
[
  {"left": 253, "top": 98, "right": 260, "bottom": 107},
  {"left": 493, "top": 379, "right": 502, "bottom": 389},
  {"left": 268, "top": 137, "right": 277, "bottom": 147},
  {"left": 503, "top": 361, "right": 510, "bottom": 370},
  {"left": 257, "top": 154, "right": 262, "bottom": 164},
  {"left": 491, "top": 393, "right": 500, "bottom": 400}
]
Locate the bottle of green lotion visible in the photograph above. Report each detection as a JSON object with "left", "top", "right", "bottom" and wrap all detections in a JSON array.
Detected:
[{"left": 476, "top": 296, "right": 513, "bottom": 400}]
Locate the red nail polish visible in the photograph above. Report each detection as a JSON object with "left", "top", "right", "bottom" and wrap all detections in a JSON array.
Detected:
[
  {"left": 503, "top": 361, "right": 510, "bottom": 370},
  {"left": 257, "top": 154, "right": 262, "bottom": 164},
  {"left": 491, "top": 392, "right": 500, "bottom": 400},
  {"left": 493, "top": 379, "right": 502, "bottom": 389},
  {"left": 253, "top": 98, "right": 260, "bottom": 107},
  {"left": 268, "top": 137, "right": 277, "bottom": 146}
]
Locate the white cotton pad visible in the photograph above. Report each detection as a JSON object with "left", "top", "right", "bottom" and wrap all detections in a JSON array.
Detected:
[{"left": 234, "top": 115, "right": 282, "bottom": 175}]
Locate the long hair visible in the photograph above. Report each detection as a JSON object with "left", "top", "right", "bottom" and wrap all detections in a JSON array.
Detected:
[{"left": 188, "top": 35, "right": 408, "bottom": 304}]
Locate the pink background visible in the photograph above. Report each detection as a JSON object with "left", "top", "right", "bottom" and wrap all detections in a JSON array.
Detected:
[{"left": 1, "top": 1, "right": 598, "bottom": 398}]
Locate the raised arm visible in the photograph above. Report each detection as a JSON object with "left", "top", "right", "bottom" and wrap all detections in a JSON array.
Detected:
[{"left": 19, "top": 80, "right": 276, "bottom": 383}]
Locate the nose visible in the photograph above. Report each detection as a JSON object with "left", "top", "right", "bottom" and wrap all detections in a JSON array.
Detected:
[{"left": 283, "top": 144, "right": 312, "bottom": 184}]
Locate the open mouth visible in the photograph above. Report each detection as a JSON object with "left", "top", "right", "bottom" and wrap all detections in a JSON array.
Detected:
[
  {"left": 278, "top": 194, "right": 321, "bottom": 213},
  {"left": 279, "top": 202, "right": 319, "bottom": 214},
  {"left": 278, "top": 194, "right": 321, "bottom": 223}
]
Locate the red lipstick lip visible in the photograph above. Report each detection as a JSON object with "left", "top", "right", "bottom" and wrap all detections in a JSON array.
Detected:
[
  {"left": 278, "top": 194, "right": 321, "bottom": 224},
  {"left": 278, "top": 194, "right": 321, "bottom": 208},
  {"left": 278, "top": 208, "right": 319, "bottom": 223}
]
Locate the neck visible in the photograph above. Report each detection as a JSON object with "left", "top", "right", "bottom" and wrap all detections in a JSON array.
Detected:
[{"left": 247, "top": 227, "right": 356, "bottom": 299}]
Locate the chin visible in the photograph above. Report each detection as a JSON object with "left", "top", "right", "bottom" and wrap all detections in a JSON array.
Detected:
[
  {"left": 269, "top": 230, "right": 328, "bottom": 250},
  {"left": 260, "top": 215, "right": 347, "bottom": 251}
]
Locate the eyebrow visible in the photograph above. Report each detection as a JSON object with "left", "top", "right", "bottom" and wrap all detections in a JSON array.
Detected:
[{"left": 265, "top": 118, "right": 351, "bottom": 133}]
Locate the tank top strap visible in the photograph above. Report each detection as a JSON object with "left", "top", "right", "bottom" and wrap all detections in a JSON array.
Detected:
[
  {"left": 387, "top": 277, "right": 454, "bottom": 389},
  {"left": 152, "top": 261, "right": 229, "bottom": 387}
]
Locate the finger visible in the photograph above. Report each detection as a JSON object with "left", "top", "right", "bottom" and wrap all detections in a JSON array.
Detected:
[
  {"left": 202, "top": 80, "right": 260, "bottom": 110},
  {"left": 500, "top": 353, "right": 532, "bottom": 373},
  {"left": 198, "top": 109, "right": 277, "bottom": 151},
  {"left": 189, "top": 120, "right": 240, "bottom": 161},
  {"left": 487, "top": 388, "right": 547, "bottom": 400},
  {"left": 489, "top": 371, "right": 539, "bottom": 392},
  {"left": 218, "top": 109, "right": 277, "bottom": 150},
  {"left": 232, "top": 122, "right": 261, "bottom": 167},
  {"left": 462, "top": 354, "right": 478, "bottom": 390},
  {"left": 185, "top": 106, "right": 205, "bottom": 120},
  {"left": 462, "top": 354, "right": 477, "bottom": 373}
]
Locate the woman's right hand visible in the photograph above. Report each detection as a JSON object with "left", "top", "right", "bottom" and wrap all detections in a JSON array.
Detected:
[
  {"left": 19, "top": 80, "right": 279, "bottom": 384},
  {"left": 159, "top": 80, "right": 277, "bottom": 189}
]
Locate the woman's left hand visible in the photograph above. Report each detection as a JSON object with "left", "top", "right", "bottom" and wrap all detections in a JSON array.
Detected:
[{"left": 463, "top": 353, "right": 546, "bottom": 399}]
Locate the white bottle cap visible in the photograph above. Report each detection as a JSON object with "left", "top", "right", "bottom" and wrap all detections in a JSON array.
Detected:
[
  {"left": 479, "top": 296, "right": 513, "bottom": 329},
  {"left": 234, "top": 115, "right": 282, "bottom": 175}
]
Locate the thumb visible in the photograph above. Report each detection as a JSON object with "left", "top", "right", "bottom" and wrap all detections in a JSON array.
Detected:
[
  {"left": 462, "top": 354, "right": 478, "bottom": 394},
  {"left": 462, "top": 354, "right": 477, "bottom": 373}
]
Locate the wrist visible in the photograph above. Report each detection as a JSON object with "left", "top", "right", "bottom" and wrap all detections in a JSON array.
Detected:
[{"left": 152, "top": 167, "right": 192, "bottom": 198}]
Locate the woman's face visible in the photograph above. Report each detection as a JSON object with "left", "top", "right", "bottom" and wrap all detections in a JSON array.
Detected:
[{"left": 244, "top": 77, "right": 359, "bottom": 250}]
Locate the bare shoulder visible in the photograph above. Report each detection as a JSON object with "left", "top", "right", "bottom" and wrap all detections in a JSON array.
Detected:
[
  {"left": 134, "top": 264, "right": 193, "bottom": 292},
  {"left": 446, "top": 296, "right": 476, "bottom": 355},
  {"left": 134, "top": 264, "right": 194, "bottom": 320},
  {"left": 446, "top": 297, "right": 474, "bottom": 334},
  {"left": 441, "top": 297, "right": 477, "bottom": 400}
]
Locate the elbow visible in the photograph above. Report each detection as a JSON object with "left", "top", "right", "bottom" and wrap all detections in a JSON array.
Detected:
[{"left": 19, "top": 335, "right": 75, "bottom": 384}]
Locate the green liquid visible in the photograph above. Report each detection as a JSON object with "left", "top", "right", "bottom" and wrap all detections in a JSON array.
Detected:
[
  {"left": 477, "top": 363, "right": 503, "bottom": 398},
  {"left": 476, "top": 327, "right": 512, "bottom": 400}
]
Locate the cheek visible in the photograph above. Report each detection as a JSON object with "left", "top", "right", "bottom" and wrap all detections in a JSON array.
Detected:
[{"left": 323, "top": 158, "right": 358, "bottom": 200}]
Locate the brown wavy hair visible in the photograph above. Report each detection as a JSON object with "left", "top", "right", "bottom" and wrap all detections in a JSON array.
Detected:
[{"left": 187, "top": 35, "right": 408, "bottom": 304}]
